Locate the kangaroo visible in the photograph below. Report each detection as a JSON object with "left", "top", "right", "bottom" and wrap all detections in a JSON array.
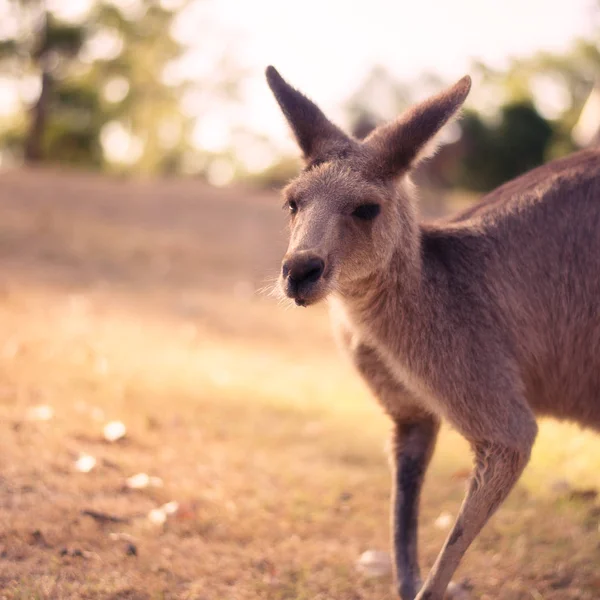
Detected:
[{"left": 265, "top": 65, "right": 600, "bottom": 600}]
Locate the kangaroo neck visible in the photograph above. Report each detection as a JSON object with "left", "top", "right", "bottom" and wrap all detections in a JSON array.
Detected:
[{"left": 334, "top": 242, "right": 432, "bottom": 351}]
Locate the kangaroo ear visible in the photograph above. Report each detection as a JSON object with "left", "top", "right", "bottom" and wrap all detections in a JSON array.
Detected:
[
  {"left": 364, "top": 75, "right": 471, "bottom": 179},
  {"left": 266, "top": 66, "right": 352, "bottom": 163}
]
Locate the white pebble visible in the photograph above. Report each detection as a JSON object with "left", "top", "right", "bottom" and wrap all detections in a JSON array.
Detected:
[
  {"left": 162, "top": 501, "right": 179, "bottom": 515},
  {"left": 434, "top": 511, "right": 453, "bottom": 530},
  {"left": 126, "top": 473, "right": 150, "bottom": 489},
  {"left": 26, "top": 405, "right": 54, "bottom": 421},
  {"left": 147, "top": 501, "right": 179, "bottom": 525},
  {"left": 75, "top": 453, "right": 96, "bottom": 473},
  {"left": 126, "top": 473, "right": 164, "bottom": 489},
  {"left": 147, "top": 508, "right": 167, "bottom": 525},
  {"left": 103, "top": 421, "right": 126, "bottom": 442},
  {"left": 356, "top": 549, "right": 392, "bottom": 577},
  {"left": 447, "top": 581, "right": 471, "bottom": 599}
]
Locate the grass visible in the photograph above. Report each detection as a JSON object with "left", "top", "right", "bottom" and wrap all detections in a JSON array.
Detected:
[{"left": 0, "top": 168, "right": 598, "bottom": 599}]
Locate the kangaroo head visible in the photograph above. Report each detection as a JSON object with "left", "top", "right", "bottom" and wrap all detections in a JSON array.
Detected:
[{"left": 266, "top": 66, "right": 470, "bottom": 306}]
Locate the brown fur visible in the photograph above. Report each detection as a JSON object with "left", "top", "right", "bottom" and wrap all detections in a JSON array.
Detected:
[{"left": 266, "top": 66, "right": 600, "bottom": 600}]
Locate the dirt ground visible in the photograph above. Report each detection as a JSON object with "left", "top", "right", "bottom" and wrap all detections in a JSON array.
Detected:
[{"left": 0, "top": 168, "right": 599, "bottom": 600}]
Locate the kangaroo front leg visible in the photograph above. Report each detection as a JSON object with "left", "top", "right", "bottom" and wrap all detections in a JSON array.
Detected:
[
  {"left": 415, "top": 439, "right": 533, "bottom": 600},
  {"left": 392, "top": 417, "right": 440, "bottom": 600},
  {"left": 344, "top": 339, "right": 438, "bottom": 600}
]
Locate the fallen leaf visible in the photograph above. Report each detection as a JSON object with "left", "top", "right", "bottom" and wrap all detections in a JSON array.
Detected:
[
  {"left": 569, "top": 488, "right": 598, "bottom": 502},
  {"left": 28, "top": 530, "right": 50, "bottom": 548},
  {"left": 82, "top": 510, "right": 130, "bottom": 524}
]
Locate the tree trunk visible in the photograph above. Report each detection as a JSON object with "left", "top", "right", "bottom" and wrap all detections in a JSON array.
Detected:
[{"left": 24, "top": 69, "right": 52, "bottom": 163}]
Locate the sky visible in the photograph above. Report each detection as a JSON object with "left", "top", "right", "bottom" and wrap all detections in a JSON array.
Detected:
[
  {"left": 200, "top": 0, "right": 596, "bottom": 97},
  {"left": 0, "top": 0, "right": 597, "bottom": 173},
  {"left": 171, "top": 0, "right": 597, "bottom": 160}
]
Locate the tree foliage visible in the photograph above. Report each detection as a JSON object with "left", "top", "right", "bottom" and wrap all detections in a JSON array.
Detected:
[
  {"left": 344, "top": 34, "right": 600, "bottom": 193},
  {"left": 0, "top": 0, "right": 191, "bottom": 173},
  {"left": 455, "top": 103, "right": 554, "bottom": 192}
]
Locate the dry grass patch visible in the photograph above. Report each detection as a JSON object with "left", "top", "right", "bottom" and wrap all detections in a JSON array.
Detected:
[{"left": 0, "top": 168, "right": 598, "bottom": 599}]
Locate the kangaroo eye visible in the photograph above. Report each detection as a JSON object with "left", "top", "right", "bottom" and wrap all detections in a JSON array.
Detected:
[
  {"left": 352, "top": 203, "right": 380, "bottom": 220},
  {"left": 288, "top": 200, "right": 298, "bottom": 215}
]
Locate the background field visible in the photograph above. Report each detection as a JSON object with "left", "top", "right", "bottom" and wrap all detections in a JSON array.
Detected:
[{"left": 0, "top": 168, "right": 599, "bottom": 600}]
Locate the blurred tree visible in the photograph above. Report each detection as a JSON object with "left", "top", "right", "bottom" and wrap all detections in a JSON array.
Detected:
[
  {"left": 92, "top": 0, "right": 191, "bottom": 174},
  {"left": 341, "top": 30, "right": 600, "bottom": 194},
  {"left": 472, "top": 35, "right": 600, "bottom": 155},
  {"left": 0, "top": 0, "right": 193, "bottom": 173},
  {"left": 344, "top": 65, "right": 412, "bottom": 139},
  {"left": 494, "top": 102, "right": 554, "bottom": 183},
  {"left": 457, "top": 103, "right": 553, "bottom": 192},
  {"left": 0, "top": 2, "right": 89, "bottom": 163}
]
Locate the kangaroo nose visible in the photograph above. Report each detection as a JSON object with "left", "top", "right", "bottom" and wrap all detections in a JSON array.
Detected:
[{"left": 282, "top": 255, "right": 325, "bottom": 285}]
